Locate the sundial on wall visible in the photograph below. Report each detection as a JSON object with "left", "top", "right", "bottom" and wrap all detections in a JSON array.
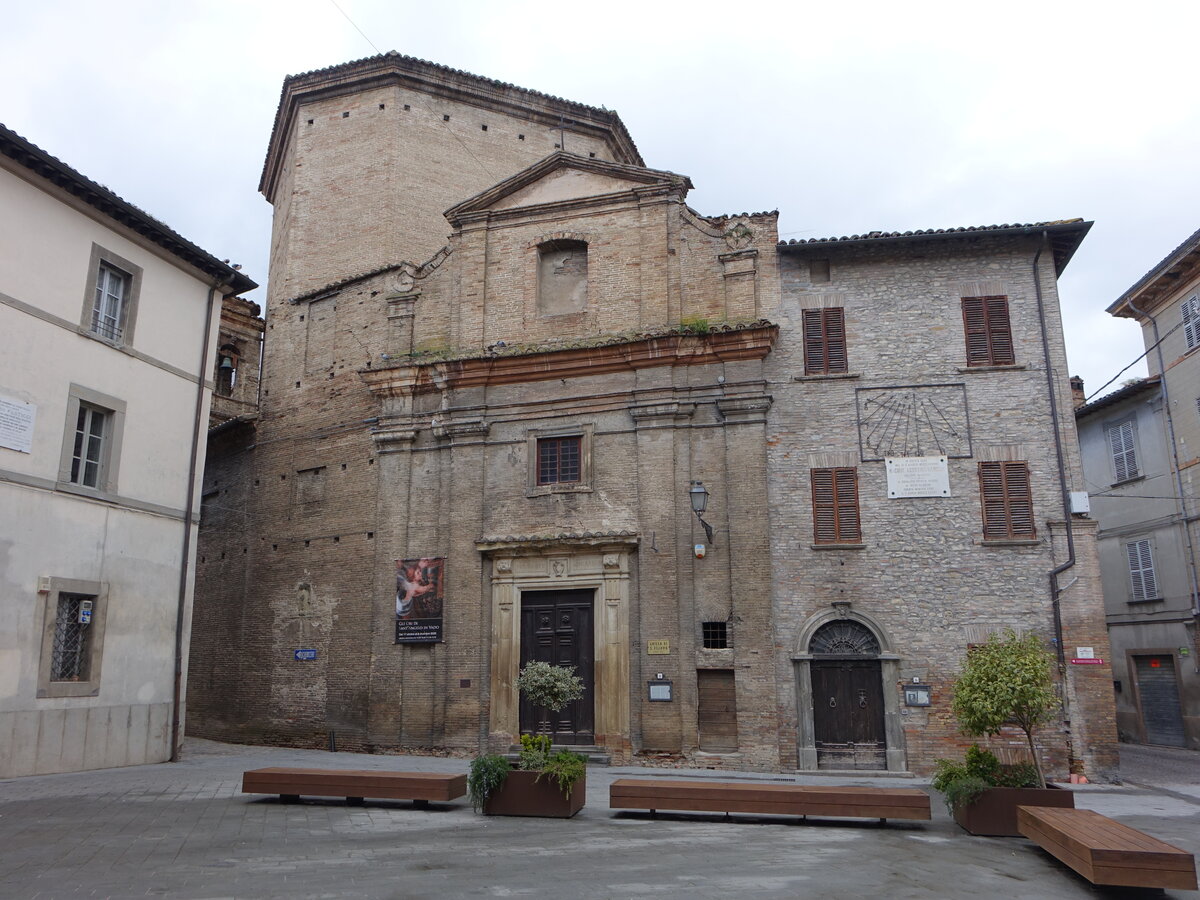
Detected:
[{"left": 855, "top": 384, "right": 972, "bottom": 461}]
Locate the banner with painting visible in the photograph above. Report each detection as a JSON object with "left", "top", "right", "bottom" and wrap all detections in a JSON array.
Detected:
[{"left": 395, "top": 557, "right": 445, "bottom": 643}]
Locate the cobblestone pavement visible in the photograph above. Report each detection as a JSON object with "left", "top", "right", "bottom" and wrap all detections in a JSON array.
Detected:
[{"left": 0, "top": 739, "right": 1196, "bottom": 899}]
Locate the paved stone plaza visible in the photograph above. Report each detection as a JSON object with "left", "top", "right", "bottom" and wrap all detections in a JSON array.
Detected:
[{"left": 0, "top": 739, "right": 1196, "bottom": 899}]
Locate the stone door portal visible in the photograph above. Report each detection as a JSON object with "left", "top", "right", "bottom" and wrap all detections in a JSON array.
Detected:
[
  {"left": 809, "top": 619, "right": 886, "bottom": 770},
  {"left": 519, "top": 589, "right": 595, "bottom": 744}
]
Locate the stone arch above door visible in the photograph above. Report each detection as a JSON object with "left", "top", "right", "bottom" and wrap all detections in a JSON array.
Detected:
[{"left": 792, "top": 605, "right": 907, "bottom": 772}]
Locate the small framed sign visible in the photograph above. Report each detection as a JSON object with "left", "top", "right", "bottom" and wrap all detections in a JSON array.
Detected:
[
  {"left": 647, "top": 640, "right": 670, "bottom": 655},
  {"left": 648, "top": 681, "right": 673, "bottom": 702},
  {"left": 904, "top": 684, "right": 931, "bottom": 707}
]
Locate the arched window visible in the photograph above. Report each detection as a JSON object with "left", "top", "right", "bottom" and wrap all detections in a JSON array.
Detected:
[
  {"left": 809, "top": 620, "right": 880, "bottom": 656},
  {"left": 215, "top": 344, "right": 239, "bottom": 397},
  {"left": 537, "top": 239, "right": 588, "bottom": 316}
]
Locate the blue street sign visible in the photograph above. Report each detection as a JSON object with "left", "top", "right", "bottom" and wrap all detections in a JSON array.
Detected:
[{"left": 294, "top": 649, "right": 317, "bottom": 661}]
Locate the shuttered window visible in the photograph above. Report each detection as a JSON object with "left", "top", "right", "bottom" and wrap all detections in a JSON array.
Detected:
[
  {"left": 1183, "top": 296, "right": 1200, "bottom": 351},
  {"left": 978, "top": 461, "right": 1035, "bottom": 539},
  {"left": 1126, "top": 539, "right": 1159, "bottom": 601},
  {"left": 962, "top": 296, "right": 1015, "bottom": 366},
  {"left": 1106, "top": 420, "right": 1139, "bottom": 482},
  {"left": 803, "top": 308, "right": 848, "bottom": 374},
  {"left": 811, "top": 467, "right": 861, "bottom": 544}
]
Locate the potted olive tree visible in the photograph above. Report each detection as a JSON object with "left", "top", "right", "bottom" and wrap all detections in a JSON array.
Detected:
[
  {"left": 468, "top": 662, "right": 588, "bottom": 817},
  {"left": 932, "top": 628, "right": 1074, "bottom": 836}
]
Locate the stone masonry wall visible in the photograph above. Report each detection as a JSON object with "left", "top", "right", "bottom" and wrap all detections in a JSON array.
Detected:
[{"left": 768, "top": 236, "right": 1117, "bottom": 778}]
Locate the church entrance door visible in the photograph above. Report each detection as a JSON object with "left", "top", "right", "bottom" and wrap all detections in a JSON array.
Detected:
[{"left": 519, "top": 589, "right": 594, "bottom": 745}]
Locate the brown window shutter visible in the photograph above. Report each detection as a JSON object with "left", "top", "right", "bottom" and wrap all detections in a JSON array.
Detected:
[
  {"left": 834, "top": 467, "right": 861, "bottom": 540},
  {"left": 979, "top": 460, "right": 1035, "bottom": 539},
  {"left": 962, "top": 296, "right": 1014, "bottom": 366},
  {"left": 812, "top": 466, "right": 860, "bottom": 543},
  {"left": 803, "top": 308, "right": 848, "bottom": 375},
  {"left": 984, "top": 297, "right": 1015, "bottom": 365}
]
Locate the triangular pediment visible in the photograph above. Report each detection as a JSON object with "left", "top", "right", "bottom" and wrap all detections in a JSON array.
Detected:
[{"left": 445, "top": 152, "right": 691, "bottom": 224}]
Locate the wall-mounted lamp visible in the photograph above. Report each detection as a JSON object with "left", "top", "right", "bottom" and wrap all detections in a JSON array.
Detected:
[{"left": 689, "top": 480, "right": 715, "bottom": 548}]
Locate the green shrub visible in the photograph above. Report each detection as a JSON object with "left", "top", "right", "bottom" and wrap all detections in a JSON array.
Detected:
[
  {"left": 536, "top": 748, "right": 587, "bottom": 799},
  {"left": 467, "top": 753, "right": 511, "bottom": 812},
  {"left": 518, "top": 733, "right": 552, "bottom": 771},
  {"left": 931, "top": 744, "right": 1040, "bottom": 812}
]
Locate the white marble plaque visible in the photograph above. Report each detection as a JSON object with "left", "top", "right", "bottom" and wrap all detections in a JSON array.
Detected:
[
  {"left": 0, "top": 394, "right": 35, "bottom": 454},
  {"left": 886, "top": 455, "right": 950, "bottom": 498}
]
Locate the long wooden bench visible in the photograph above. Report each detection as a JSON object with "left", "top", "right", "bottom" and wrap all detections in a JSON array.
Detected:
[
  {"left": 1017, "top": 806, "right": 1197, "bottom": 890},
  {"left": 610, "top": 778, "right": 930, "bottom": 822},
  {"left": 242, "top": 767, "right": 466, "bottom": 807}
]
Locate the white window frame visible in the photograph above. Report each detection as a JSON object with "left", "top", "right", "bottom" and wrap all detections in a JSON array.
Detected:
[
  {"left": 57, "top": 384, "right": 126, "bottom": 497},
  {"left": 80, "top": 244, "right": 142, "bottom": 346},
  {"left": 1183, "top": 295, "right": 1200, "bottom": 352},
  {"left": 1126, "top": 538, "right": 1159, "bottom": 602},
  {"left": 1105, "top": 418, "right": 1139, "bottom": 483}
]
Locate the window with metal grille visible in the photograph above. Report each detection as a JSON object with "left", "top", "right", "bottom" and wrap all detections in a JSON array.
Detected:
[
  {"left": 811, "top": 467, "right": 861, "bottom": 544},
  {"left": 1183, "top": 295, "right": 1200, "bottom": 351},
  {"left": 1126, "top": 539, "right": 1159, "bottom": 601},
  {"left": 961, "top": 296, "right": 1015, "bottom": 366},
  {"left": 50, "top": 593, "right": 92, "bottom": 681},
  {"left": 1106, "top": 419, "right": 1139, "bottom": 482},
  {"left": 92, "top": 262, "right": 130, "bottom": 341},
  {"left": 802, "top": 308, "right": 848, "bottom": 374},
  {"left": 701, "top": 621, "right": 728, "bottom": 649},
  {"left": 978, "top": 460, "right": 1035, "bottom": 539},
  {"left": 537, "top": 435, "right": 582, "bottom": 485},
  {"left": 70, "top": 404, "right": 108, "bottom": 488}
]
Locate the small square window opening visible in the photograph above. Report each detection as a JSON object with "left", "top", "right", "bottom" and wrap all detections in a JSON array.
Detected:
[{"left": 702, "top": 621, "right": 728, "bottom": 649}]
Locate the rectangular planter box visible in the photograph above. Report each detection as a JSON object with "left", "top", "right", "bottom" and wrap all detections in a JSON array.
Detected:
[
  {"left": 482, "top": 770, "right": 586, "bottom": 818},
  {"left": 954, "top": 785, "right": 1074, "bottom": 836}
]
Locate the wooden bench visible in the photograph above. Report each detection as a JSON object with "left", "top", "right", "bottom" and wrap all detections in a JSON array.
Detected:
[
  {"left": 1017, "top": 806, "right": 1197, "bottom": 891},
  {"left": 242, "top": 767, "right": 466, "bottom": 807},
  {"left": 610, "top": 778, "right": 930, "bottom": 823}
]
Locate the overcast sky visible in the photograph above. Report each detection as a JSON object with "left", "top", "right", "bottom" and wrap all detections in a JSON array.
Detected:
[{"left": 4, "top": 0, "right": 1197, "bottom": 397}]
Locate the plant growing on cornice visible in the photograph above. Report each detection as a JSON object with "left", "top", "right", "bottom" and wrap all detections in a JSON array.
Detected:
[{"left": 679, "top": 316, "right": 713, "bottom": 336}]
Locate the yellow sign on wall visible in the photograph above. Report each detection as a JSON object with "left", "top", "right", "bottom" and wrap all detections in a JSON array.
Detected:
[{"left": 647, "top": 640, "right": 670, "bottom": 655}]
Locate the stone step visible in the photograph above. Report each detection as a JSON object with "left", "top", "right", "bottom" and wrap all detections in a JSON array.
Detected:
[{"left": 503, "top": 746, "right": 611, "bottom": 766}]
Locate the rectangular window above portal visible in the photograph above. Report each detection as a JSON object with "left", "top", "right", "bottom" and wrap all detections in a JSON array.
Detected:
[{"left": 527, "top": 424, "right": 593, "bottom": 497}]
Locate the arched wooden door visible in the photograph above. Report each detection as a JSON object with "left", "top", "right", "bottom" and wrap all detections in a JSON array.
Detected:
[{"left": 809, "top": 620, "right": 886, "bottom": 769}]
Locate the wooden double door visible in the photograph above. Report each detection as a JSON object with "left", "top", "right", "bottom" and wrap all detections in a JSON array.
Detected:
[
  {"left": 519, "top": 589, "right": 594, "bottom": 745},
  {"left": 811, "top": 658, "right": 886, "bottom": 769}
]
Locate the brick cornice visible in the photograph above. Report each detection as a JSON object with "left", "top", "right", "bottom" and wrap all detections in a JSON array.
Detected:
[{"left": 359, "top": 324, "right": 777, "bottom": 399}]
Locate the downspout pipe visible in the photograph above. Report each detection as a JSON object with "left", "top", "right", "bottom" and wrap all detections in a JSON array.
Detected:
[
  {"left": 1124, "top": 297, "right": 1200, "bottom": 630},
  {"left": 171, "top": 275, "right": 230, "bottom": 761},
  {"left": 1033, "top": 230, "right": 1071, "bottom": 669}
]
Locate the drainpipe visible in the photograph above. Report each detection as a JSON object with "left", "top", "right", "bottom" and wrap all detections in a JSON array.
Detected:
[
  {"left": 1033, "top": 231, "right": 1071, "bottom": 669},
  {"left": 1124, "top": 297, "right": 1200, "bottom": 652},
  {"left": 171, "top": 275, "right": 230, "bottom": 761}
]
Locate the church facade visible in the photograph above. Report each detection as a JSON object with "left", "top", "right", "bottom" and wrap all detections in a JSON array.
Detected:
[{"left": 189, "top": 53, "right": 1117, "bottom": 777}]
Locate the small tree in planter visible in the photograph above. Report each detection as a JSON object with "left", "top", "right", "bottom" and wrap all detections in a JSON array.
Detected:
[
  {"left": 951, "top": 628, "right": 1059, "bottom": 787},
  {"left": 468, "top": 662, "right": 587, "bottom": 817},
  {"left": 934, "top": 628, "right": 1071, "bottom": 835}
]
